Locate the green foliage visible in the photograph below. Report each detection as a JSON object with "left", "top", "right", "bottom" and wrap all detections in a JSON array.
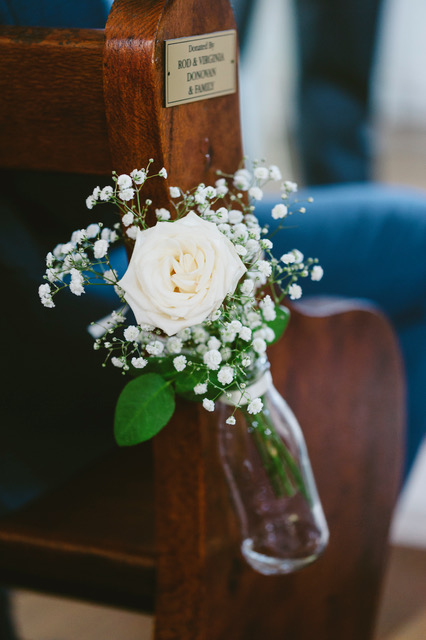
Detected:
[
  {"left": 133, "top": 356, "right": 176, "bottom": 380},
  {"left": 174, "top": 364, "right": 215, "bottom": 402},
  {"left": 114, "top": 373, "right": 175, "bottom": 446},
  {"left": 266, "top": 306, "right": 291, "bottom": 344},
  {"left": 174, "top": 365, "right": 202, "bottom": 394}
]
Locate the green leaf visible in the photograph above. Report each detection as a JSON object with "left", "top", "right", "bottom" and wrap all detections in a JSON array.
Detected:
[
  {"left": 129, "top": 356, "right": 175, "bottom": 380},
  {"left": 265, "top": 305, "right": 291, "bottom": 344},
  {"left": 174, "top": 364, "right": 213, "bottom": 402},
  {"left": 175, "top": 363, "right": 204, "bottom": 394},
  {"left": 114, "top": 373, "right": 175, "bottom": 446}
]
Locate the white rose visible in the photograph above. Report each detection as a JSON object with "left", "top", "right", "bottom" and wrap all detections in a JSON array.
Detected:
[{"left": 118, "top": 211, "right": 246, "bottom": 336}]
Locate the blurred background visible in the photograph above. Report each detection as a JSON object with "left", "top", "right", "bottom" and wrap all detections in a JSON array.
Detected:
[
  {"left": 239, "top": 0, "right": 426, "bottom": 541},
  {"left": 238, "top": 3, "right": 426, "bottom": 640},
  {"left": 239, "top": 0, "right": 426, "bottom": 190},
  {"left": 6, "top": 0, "right": 426, "bottom": 638}
]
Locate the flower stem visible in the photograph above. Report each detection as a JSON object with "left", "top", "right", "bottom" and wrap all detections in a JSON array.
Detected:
[{"left": 243, "top": 401, "right": 310, "bottom": 503}]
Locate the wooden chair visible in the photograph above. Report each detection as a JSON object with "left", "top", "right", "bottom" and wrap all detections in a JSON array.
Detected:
[{"left": 0, "top": 0, "right": 405, "bottom": 638}]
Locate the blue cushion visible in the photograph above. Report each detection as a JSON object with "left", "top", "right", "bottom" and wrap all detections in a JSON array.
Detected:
[{"left": 0, "top": 0, "right": 113, "bottom": 28}]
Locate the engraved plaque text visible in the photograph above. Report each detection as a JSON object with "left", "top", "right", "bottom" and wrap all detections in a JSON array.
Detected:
[{"left": 165, "top": 30, "right": 237, "bottom": 107}]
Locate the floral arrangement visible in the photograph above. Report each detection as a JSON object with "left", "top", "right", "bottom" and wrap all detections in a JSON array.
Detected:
[{"left": 39, "top": 160, "right": 323, "bottom": 498}]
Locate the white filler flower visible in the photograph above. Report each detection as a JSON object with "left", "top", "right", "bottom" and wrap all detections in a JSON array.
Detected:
[
  {"left": 247, "top": 397, "right": 263, "bottom": 415},
  {"left": 118, "top": 211, "right": 246, "bottom": 336},
  {"left": 203, "top": 398, "right": 215, "bottom": 412}
]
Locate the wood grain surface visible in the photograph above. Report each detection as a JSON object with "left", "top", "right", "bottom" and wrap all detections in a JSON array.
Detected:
[
  {"left": 0, "top": 27, "right": 111, "bottom": 174},
  {"left": 0, "top": 445, "right": 156, "bottom": 612},
  {"left": 154, "top": 300, "right": 405, "bottom": 640},
  {"left": 104, "top": 0, "right": 243, "bottom": 217}
]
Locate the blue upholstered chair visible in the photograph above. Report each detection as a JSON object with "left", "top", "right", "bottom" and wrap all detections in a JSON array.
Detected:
[{"left": 0, "top": 0, "right": 112, "bottom": 28}]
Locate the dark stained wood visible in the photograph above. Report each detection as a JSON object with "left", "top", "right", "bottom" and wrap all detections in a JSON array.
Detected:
[
  {"left": 103, "top": 2, "right": 244, "bottom": 635},
  {"left": 275, "top": 300, "right": 404, "bottom": 640},
  {"left": 0, "top": 299, "right": 405, "bottom": 639},
  {"left": 205, "top": 299, "right": 405, "bottom": 640},
  {"left": 104, "top": 0, "right": 243, "bottom": 214},
  {"left": 152, "top": 299, "right": 405, "bottom": 640},
  {"left": 0, "top": 1, "right": 405, "bottom": 639},
  {"left": 154, "top": 402, "right": 210, "bottom": 640},
  {"left": 0, "top": 444, "right": 156, "bottom": 612},
  {"left": 0, "top": 26, "right": 111, "bottom": 174}
]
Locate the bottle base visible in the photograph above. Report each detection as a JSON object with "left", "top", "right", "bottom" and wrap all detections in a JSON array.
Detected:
[{"left": 241, "top": 538, "right": 326, "bottom": 575}]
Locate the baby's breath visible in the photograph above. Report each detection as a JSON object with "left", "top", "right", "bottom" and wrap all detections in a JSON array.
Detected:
[{"left": 39, "top": 159, "right": 322, "bottom": 412}]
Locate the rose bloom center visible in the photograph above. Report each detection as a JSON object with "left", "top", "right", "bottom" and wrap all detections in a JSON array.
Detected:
[{"left": 167, "top": 247, "right": 206, "bottom": 295}]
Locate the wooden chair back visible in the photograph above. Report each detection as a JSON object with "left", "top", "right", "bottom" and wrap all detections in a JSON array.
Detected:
[{"left": 0, "top": 1, "right": 405, "bottom": 638}]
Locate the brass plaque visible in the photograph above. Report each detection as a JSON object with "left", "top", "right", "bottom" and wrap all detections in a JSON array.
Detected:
[{"left": 165, "top": 29, "right": 237, "bottom": 107}]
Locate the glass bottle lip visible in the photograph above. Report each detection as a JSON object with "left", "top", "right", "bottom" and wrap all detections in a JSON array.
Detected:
[{"left": 219, "top": 367, "right": 272, "bottom": 407}]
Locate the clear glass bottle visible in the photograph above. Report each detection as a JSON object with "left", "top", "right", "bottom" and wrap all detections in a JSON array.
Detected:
[{"left": 218, "top": 361, "right": 329, "bottom": 575}]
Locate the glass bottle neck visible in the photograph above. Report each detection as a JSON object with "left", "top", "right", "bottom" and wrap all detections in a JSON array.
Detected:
[{"left": 220, "top": 369, "right": 272, "bottom": 407}]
